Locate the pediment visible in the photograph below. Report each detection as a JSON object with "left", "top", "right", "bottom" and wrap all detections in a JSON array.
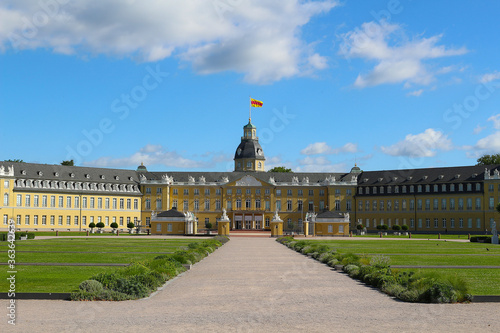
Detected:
[{"left": 235, "top": 175, "right": 263, "bottom": 186}]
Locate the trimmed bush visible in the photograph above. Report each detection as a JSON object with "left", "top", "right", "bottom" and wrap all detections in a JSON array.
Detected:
[
  {"left": 401, "top": 225, "right": 409, "bottom": 231},
  {"left": 96, "top": 222, "right": 105, "bottom": 229},
  {"left": 110, "top": 222, "right": 118, "bottom": 229},
  {"left": 127, "top": 222, "right": 135, "bottom": 229},
  {"left": 392, "top": 225, "right": 401, "bottom": 231},
  {"left": 79, "top": 280, "right": 103, "bottom": 293},
  {"left": 470, "top": 236, "right": 491, "bottom": 243}
]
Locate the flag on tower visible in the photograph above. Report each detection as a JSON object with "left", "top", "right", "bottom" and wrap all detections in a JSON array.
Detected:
[{"left": 250, "top": 98, "right": 263, "bottom": 107}]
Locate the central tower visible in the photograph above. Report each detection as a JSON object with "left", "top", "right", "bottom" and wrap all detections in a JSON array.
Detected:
[{"left": 234, "top": 119, "right": 266, "bottom": 172}]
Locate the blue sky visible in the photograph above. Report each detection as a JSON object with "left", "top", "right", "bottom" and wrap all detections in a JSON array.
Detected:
[{"left": 2, "top": 0, "right": 500, "bottom": 173}]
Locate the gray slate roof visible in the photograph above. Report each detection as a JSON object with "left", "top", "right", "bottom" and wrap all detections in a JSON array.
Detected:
[{"left": 157, "top": 209, "right": 185, "bottom": 218}]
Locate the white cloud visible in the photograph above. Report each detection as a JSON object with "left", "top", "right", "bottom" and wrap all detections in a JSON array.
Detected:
[
  {"left": 300, "top": 142, "right": 358, "bottom": 155},
  {"left": 480, "top": 71, "right": 500, "bottom": 83},
  {"left": 472, "top": 132, "right": 500, "bottom": 152},
  {"left": 296, "top": 156, "right": 346, "bottom": 172},
  {"left": 473, "top": 124, "right": 486, "bottom": 135},
  {"left": 488, "top": 114, "right": 500, "bottom": 130},
  {"left": 340, "top": 21, "right": 467, "bottom": 88},
  {"left": 83, "top": 144, "right": 230, "bottom": 169},
  {"left": 407, "top": 89, "right": 423, "bottom": 97},
  {"left": 1, "top": 0, "right": 338, "bottom": 84},
  {"left": 380, "top": 128, "right": 452, "bottom": 157}
]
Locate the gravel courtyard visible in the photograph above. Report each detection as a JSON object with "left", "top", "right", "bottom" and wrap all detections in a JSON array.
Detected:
[{"left": 3, "top": 237, "right": 499, "bottom": 332}]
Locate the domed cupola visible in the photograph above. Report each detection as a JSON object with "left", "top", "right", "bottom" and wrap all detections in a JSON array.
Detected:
[{"left": 234, "top": 119, "right": 265, "bottom": 172}]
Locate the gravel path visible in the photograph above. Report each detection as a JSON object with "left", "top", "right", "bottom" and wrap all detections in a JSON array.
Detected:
[{"left": 2, "top": 237, "right": 499, "bottom": 332}]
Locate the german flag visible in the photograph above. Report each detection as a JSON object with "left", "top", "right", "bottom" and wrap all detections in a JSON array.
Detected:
[{"left": 250, "top": 98, "right": 263, "bottom": 107}]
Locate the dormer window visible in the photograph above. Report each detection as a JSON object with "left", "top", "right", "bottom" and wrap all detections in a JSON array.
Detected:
[
  {"left": 21, "top": 170, "right": 26, "bottom": 175},
  {"left": 54, "top": 172, "right": 59, "bottom": 177},
  {"left": 70, "top": 173, "right": 75, "bottom": 178},
  {"left": 85, "top": 174, "right": 90, "bottom": 179},
  {"left": 38, "top": 171, "right": 43, "bottom": 176},
  {"left": 100, "top": 175, "right": 105, "bottom": 180},
  {"left": 115, "top": 176, "right": 119, "bottom": 180}
]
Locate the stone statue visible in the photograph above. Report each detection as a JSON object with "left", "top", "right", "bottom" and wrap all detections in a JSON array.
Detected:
[
  {"left": 188, "top": 176, "right": 195, "bottom": 183},
  {"left": 221, "top": 208, "right": 229, "bottom": 220},
  {"left": 345, "top": 212, "right": 350, "bottom": 221}
]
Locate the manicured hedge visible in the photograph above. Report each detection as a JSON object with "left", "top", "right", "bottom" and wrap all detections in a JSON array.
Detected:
[
  {"left": 0, "top": 232, "right": 35, "bottom": 241},
  {"left": 470, "top": 236, "right": 492, "bottom": 243},
  {"left": 71, "top": 237, "right": 228, "bottom": 301},
  {"left": 276, "top": 236, "right": 472, "bottom": 303}
]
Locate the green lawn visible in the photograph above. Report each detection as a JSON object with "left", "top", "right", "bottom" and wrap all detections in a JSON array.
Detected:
[
  {"left": 299, "top": 239, "right": 500, "bottom": 295},
  {"left": 0, "top": 238, "right": 205, "bottom": 293}
]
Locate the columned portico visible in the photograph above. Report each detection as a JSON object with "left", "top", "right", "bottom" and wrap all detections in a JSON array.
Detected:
[{"left": 231, "top": 211, "right": 265, "bottom": 230}]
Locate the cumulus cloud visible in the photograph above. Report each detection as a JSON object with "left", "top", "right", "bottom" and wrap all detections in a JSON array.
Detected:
[
  {"left": 473, "top": 124, "right": 486, "bottom": 135},
  {"left": 339, "top": 21, "right": 467, "bottom": 88},
  {"left": 300, "top": 142, "right": 358, "bottom": 155},
  {"left": 480, "top": 71, "right": 500, "bottom": 83},
  {"left": 83, "top": 144, "right": 230, "bottom": 169},
  {"left": 296, "top": 156, "right": 346, "bottom": 172},
  {"left": 1, "top": 0, "right": 337, "bottom": 84},
  {"left": 380, "top": 128, "right": 452, "bottom": 157},
  {"left": 487, "top": 114, "right": 500, "bottom": 130},
  {"left": 407, "top": 89, "right": 423, "bottom": 97}
]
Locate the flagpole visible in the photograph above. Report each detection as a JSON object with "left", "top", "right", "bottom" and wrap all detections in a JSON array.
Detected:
[{"left": 249, "top": 96, "right": 251, "bottom": 122}]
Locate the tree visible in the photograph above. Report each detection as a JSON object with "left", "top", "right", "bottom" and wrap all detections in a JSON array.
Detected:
[
  {"left": 5, "top": 159, "right": 24, "bottom": 163},
  {"left": 127, "top": 222, "right": 135, "bottom": 229},
  {"left": 61, "top": 160, "right": 74, "bottom": 166},
  {"left": 110, "top": 222, "right": 118, "bottom": 230},
  {"left": 476, "top": 154, "right": 500, "bottom": 165},
  {"left": 96, "top": 222, "right": 105, "bottom": 230},
  {"left": 268, "top": 166, "right": 292, "bottom": 173}
]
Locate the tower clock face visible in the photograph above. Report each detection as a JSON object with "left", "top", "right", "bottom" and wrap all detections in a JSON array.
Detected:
[{"left": 237, "top": 148, "right": 242, "bottom": 155}]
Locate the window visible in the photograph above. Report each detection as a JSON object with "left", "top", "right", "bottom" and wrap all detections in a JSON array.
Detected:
[
  {"left": 476, "top": 198, "right": 481, "bottom": 210},
  {"left": 97, "top": 197, "right": 102, "bottom": 209},
  {"left": 183, "top": 200, "right": 188, "bottom": 211},
  {"left": 66, "top": 216, "right": 71, "bottom": 225},
  {"left": 265, "top": 189, "right": 270, "bottom": 195},
  {"left": 346, "top": 189, "right": 352, "bottom": 196},
  {"left": 120, "top": 199, "right": 124, "bottom": 209},
  {"left": 380, "top": 200, "right": 385, "bottom": 211},
  {"left": 387, "top": 200, "right": 391, "bottom": 211},
  {"left": 134, "top": 199, "right": 138, "bottom": 210},
  {"left": 434, "top": 185, "right": 438, "bottom": 192},
  {"left": 41, "top": 215, "right": 46, "bottom": 225},
  {"left": 276, "top": 189, "right": 281, "bottom": 196},
  {"left": 74, "top": 216, "right": 79, "bottom": 226},
  {"left": 157, "top": 187, "right": 162, "bottom": 194},
  {"left": 450, "top": 218, "right": 455, "bottom": 228},
  {"left": 156, "top": 199, "right": 162, "bottom": 210},
  {"left": 58, "top": 216, "right": 63, "bottom": 225},
  {"left": 146, "top": 187, "right": 151, "bottom": 194},
  {"left": 276, "top": 200, "right": 281, "bottom": 211},
  {"left": 168, "top": 223, "right": 173, "bottom": 232},
  {"left": 247, "top": 161, "right": 252, "bottom": 168},
  {"left": 328, "top": 225, "right": 333, "bottom": 233},
  {"left": 90, "top": 197, "right": 95, "bottom": 209},
  {"left": 216, "top": 189, "right": 222, "bottom": 195},
  {"left": 476, "top": 218, "right": 481, "bottom": 229},
  {"left": 433, "top": 199, "right": 438, "bottom": 210},
  {"left": 216, "top": 199, "right": 222, "bottom": 210},
  {"left": 402, "top": 186, "right": 407, "bottom": 193},
  {"left": 458, "top": 198, "right": 464, "bottom": 210},
  {"left": 25, "top": 215, "right": 30, "bottom": 225},
  {"left": 442, "top": 218, "right": 446, "bottom": 228},
  {"left": 320, "top": 189, "right": 325, "bottom": 196},
  {"left": 67, "top": 196, "right": 72, "bottom": 208},
  {"left": 387, "top": 186, "right": 392, "bottom": 194},
  {"left": 490, "top": 197, "right": 495, "bottom": 210},
  {"left": 205, "top": 199, "right": 211, "bottom": 211},
  {"left": 402, "top": 200, "right": 407, "bottom": 210},
  {"left": 145, "top": 199, "right": 151, "bottom": 210},
  {"left": 417, "top": 185, "right": 422, "bottom": 193},
  {"left": 365, "top": 201, "right": 370, "bottom": 211},
  {"left": 418, "top": 218, "right": 423, "bottom": 228},
  {"left": 50, "top": 216, "right": 55, "bottom": 225},
  {"left": 227, "top": 189, "right": 232, "bottom": 195},
  {"left": 441, "top": 198, "right": 447, "bottom": 210},
  {"left": 16, "top": 194, "right": 21, "bottom": 207},
  {"left": 410, "top": 218, "right": 414, "bottom": 228},
  {"left": 394, "top": 200, "right": 399, "bottom": 211},
  {"left": 156, "top": 224, "right": 162, "bottom": 232},
  {"left": 265, "top": 200, "right": 270, "bottom": 210},
  {"left": 308, "top": 190, "right": 314, "bottom": 196},
  {"left": 3, "top": 214, "right": 8, "bottom": 225},
  {"left": 236, "top": 189, "right": 242, "bottom": 194},
  {"left": 335, "top": 200, "right": 341, "bottom": 211},
  {"left": 33, "top": 195, "right": 39, "bottom": 207},
  {"left": 194, "top": 199, "right": 199, "bottom": 211},
  {"left": 120, "top": 217, "right": 124, "bottom": 226},
  {"left": 3, "top": 193, "right": 8, "bottom": 206},
  {"left": 467, "top": 198, "right": 472, "bottom": 210},
  {"left": 297, "top": 200, "right": 303, "bottom": 211},
  {"left": 459, "top": 218, "right": 464, "bottom": 228},
  {"left": 410, "top": 199, "right": 415, "bottom": 210},
  {"left": 467, "top": 183, "right": 472, "bottom": 191},
  {"left": 450, "top": 184, "right": 455, "bottom": 191},
  {"left": 425, "top": 185, "right": 430, "bottom": 192},
  {"left": 194, "top": 189, "right": 199, "bottom": 195},
  {"left": 287, "top": 189, "right": 292, "bottom": 196},
  {"left": 227, "top": 200, "right": 232, "bottom": 210},
  {"left": 184, "top": 189, "right": 189, "bottom": 195},
  {"left": 308, "top": 201, "right": 314, "bottom": 211},
  {"left": 319, "top": 201, "right": 325, "bottom": 211},
  {"left": 105, "top": 216, "right": 109, "bottom": 226},
  {"left": 112, "top": 198, "right": 117, "bottom": 209},
  {"left": 246, "top": 199, "right": 251, "bottom": 209},
  {"left": 346, "top": 199, "right": 352, "bottom": 211},
  {"left": 205, "top": 188, "right": 210, "bottom": 195},
  {"left": 394, "top": 186, "right": 399, "bottom": 194},
  {"left": 468, "top": 218, "right": 472, "bottom": 228},
  {"left": 26, "top": 194, "right": 31, "bottom": 207},
  {"left": 82, "top": 216, "right": 86, "bottom": 226},
  {"left": 417, "top": 199, "right": 422, "bottom": 210},
  {"left": 373, "top": 200, "right": 377, "bottom": 211},
  {"left": 173, "top": 188, "right": 178, "bottom": 195},
  {"left": 298, "top": 189, "right": 303, "bottom": 196},
  {"left": 172, "top": 199, "right": 178, "bottom": 209},
  {"left": 373, "top": 187, "right": 377, "bottom": 194},
  {"left": 442, "top": 184, "right": 447, "bottom": 192},
  {"left": 3, "top": 180, "right": 8, "bottom": 188},
  {"left": 379, "top": 186, "right": 384, "bottom": 194},
  {"left": 459, "top": 184, "right": 463, "bottom": 191},
  {"left": 75, "top": 196, "right": 79, "bottom": 209},
  {"left": 265, "top": 217, "right": 270, "bottom": 227},
  {"left": 450, "top": 198, "right": 455, "bottom": 210},
  {"left": 358, "top": 200, "right": 363, "bottom": 211},
  {"left": 434, "top": 218, "right": 438, "bottom": 228},
  {"left": 236, "top": 199, "right": 241, "bottom": 209},
  {"left": 410, "top": 185, "right": 414, "bottom": 193}
]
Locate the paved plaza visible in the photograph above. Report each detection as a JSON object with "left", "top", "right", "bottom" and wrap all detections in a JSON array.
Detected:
[{"left": 3, "top": 237, "right": 499, "bottom": 332}]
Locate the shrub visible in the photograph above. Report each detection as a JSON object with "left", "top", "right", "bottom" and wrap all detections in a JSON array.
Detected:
[
  {"left": 343, "top": 264, "right": 360, "bottom": 278},
  {"left": 327, "top": 259, "right": 339, "bottom": 267},
  {"left": 401, "top": 225, "right": 409, "bottom": 231},
  {"left": 110, "top": 222, "right": 118, "bottom": 230},
  {"left": 392, "top": 225, "right": 401, "bottom": 231},
  {"left": 213, "top": 235, "right": 230, "bottom": 244},
  {"left": 205, "top": 222, "right": 213, "bottom": 229},
  {"left": 96, "top": 222, "right": 105, "bottom": 229},
  {"left": 369, "top": 255, "right": 391, "bottom": 269},
  {"left": 381, "top": 224, "right": 389, "bottom": 231},
  {"left": 89, "top": 222, "right": 96, "bottom": 229},
  {"left": 79, "top": 280, "right": 103, "bottom": 293},
  {"left": 376, "top": 225, "right": 383, "bottom": 230},
  {"left": 127, "top": 222, "right": 135, "bottom": 229},
  {"left": 292, "top": 240, "right": 308, "bottom": 252},
  {"left": 470, "top": 236, "right": 491, "bottom": 243},
  {"left": 319, "top": 252, "right": 336, "bottom": 264},
  {"left": 356, "top": 224, "right": 364, "bottom": 230}
]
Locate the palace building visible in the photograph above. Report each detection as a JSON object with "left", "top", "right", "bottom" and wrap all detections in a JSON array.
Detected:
[{"left": 1, "top": 118, "right": 500, "bottom": 235}]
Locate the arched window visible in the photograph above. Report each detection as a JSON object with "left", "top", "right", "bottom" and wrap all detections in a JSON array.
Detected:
[{"left": 3, "top": 193, "right": 8, "bottom": 206}]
